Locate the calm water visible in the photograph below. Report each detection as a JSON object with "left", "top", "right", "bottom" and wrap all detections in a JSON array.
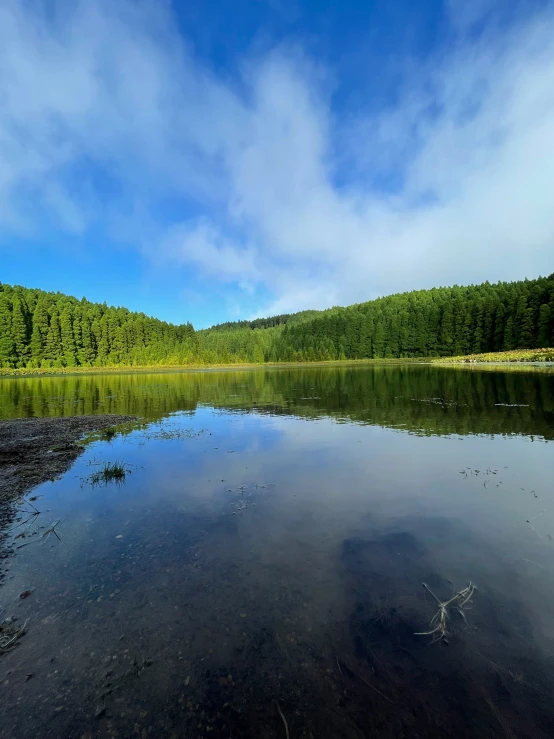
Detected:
[{"left": 1, "top": 364, "right": 554, "bottom": 738}]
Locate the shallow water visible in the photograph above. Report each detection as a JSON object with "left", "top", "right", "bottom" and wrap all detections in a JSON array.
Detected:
[{"left": 1, "top": 364, "right": 554, "bottom": 738}]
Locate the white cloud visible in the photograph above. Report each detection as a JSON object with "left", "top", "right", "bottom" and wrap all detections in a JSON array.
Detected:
[{"left": 1, "top": 0, "right": 553, "bottom": 316}]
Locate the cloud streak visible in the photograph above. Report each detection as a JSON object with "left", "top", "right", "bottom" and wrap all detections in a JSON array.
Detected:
[{"left": 1, "top": 0, "right": 553, "bottom": 316}]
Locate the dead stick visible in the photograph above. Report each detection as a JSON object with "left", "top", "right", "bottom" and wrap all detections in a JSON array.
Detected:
[{"left": 274, "top": 700, "right": 290, "bottom": 739}]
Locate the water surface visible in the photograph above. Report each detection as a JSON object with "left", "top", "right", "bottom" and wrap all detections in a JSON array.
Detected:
[{"left": 1, "top": 365, "right": 554, "bottom": 738}]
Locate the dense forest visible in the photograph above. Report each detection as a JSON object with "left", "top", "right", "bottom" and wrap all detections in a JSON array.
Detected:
[
  {"left": 207, "top": 309, "right": 322, "bottom": 332},
  {"left": 273, "top": 275, "right": 554, "bottom": 362},
  {"left": 0, "top": 275, "right": 553, "bottom": 369}
]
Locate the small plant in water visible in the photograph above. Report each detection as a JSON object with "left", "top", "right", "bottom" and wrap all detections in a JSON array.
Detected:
[{"left": 88, "top": 461, "right": 131, "bottom": 487}]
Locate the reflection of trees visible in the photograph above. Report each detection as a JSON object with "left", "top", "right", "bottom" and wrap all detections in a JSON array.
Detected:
[{"left": 1, "top": 365, "right": 553, "bottom": 440}]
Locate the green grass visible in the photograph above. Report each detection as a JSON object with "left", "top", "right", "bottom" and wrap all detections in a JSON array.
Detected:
[
  {"left": 432, "top": 348, "right": 554, "bottom": 364},
  {"left": 88, "top": 461, "right": 130, "bottom": 486}
]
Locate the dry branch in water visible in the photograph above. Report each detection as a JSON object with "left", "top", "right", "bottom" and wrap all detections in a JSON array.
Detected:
[
  {"left": 0, "top": 618, "right": 27, "bottom": 654},
  {"left": 415, "top": 582, "right": 476, "bottom": 644},
  {"left": 274, "top": 700, "right": 290, "bottom": 739}
]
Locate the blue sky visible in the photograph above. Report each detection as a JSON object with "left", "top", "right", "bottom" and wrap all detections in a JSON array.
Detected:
[{"left": 1, "top": 0, "right": 553, "bottom": 328}]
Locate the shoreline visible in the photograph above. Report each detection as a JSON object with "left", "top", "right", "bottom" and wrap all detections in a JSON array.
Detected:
[
  {"left": 0, "top": 414, "right": 136, "bottom": 502},
  {"left": 0, "top": 415, "right": 136, "bottom": 584},
  {"left": 0, "top": 358, "right": 425, "bottom": 378},
  {"left": 1, "top": 351, "right": 553, "bottom": 379}
]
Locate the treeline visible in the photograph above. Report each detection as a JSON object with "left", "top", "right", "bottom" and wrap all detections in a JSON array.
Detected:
[
  {"left": 272, "top": 276, "right": 554, "bottom": 362},
  {"left": 207, "top": 309, "right": 322, "bottom": 332},
  {"left": 0, "top": 284, "right": 197, "bottom": 368},
  {"left": 0, "top": 275, "right": 553, "bottom": 369}
]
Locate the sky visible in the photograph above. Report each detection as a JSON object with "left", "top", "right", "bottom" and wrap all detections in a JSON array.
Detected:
[{"left": 0, "top": 0, "right": 553, "bottom": 328}]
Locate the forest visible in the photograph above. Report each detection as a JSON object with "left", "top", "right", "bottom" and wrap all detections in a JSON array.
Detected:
[{"left": 0, "top": 274, "right": 553, "bottom": 369}]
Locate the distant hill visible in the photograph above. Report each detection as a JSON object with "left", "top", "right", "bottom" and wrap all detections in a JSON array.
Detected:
[
  {"left": 1, "top": 274, "right": 552, "bottom": 369},
  {"left": 204, "top": 309, "right": 325, "bottom": 332},
  {"left": 269, "top": 275, "right": 554, "bottom": 362}
]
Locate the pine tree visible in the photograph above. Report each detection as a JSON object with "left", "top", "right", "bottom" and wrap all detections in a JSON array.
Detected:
[
  {"left": 503, "top": 317, "right": 515, "bottom": 351},
  {"left": 537, "top": 304, "right": 551, "bottom": 348},
  {"left": 30, "top": 296, "right": 50, "bottom": 365},
  {"left": 95, "top": 315, "right": 110, "bottom": 364},
  {"left": 78, "top": 312, "right": 96, "bottom": 365},
  {"left": 60, "top": 306, "right": 77, "bottom": 366},
  {"left": 45, "top": 308, "right": 63, "bottom": 367},
  {"left": 471, "top": 302, "right": 484, "bottom": 354},
  {"left": 372, "top": 318, "right": 385, "bottom": 358},
  {"left": 493, "top": 303, "right": 506, "bottom": 351},
  {"left": 518, "top": 305, "right": 535, "bottom": 349},
  {"left": 12, "top": 295, "right": 30, "bottom": 367},
  {"left": 0, "top": 293, "right": 16, "bottom": 367}
]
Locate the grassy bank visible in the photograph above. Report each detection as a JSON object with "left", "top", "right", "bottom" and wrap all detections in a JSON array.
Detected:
[
  {"left": 1, "top": 351, "right": 552, "bottom": 377},
  {"left": 432, "top": 348, "right": 554, "bottom": 364}
]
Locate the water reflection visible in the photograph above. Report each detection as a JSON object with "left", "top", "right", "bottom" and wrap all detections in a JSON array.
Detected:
[
  {"left": 0, "top": 366, "right": 554, "bottom": 737},
  {"left": 1, "top": 363, "right": 554, "bottom": 438}
]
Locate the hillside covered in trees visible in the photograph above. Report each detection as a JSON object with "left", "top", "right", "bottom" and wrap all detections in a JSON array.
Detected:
[
  {"left": 0, "top": 275, "right": 553, "bottom": 369},
  {"left": 273, "top": 275, "right": 554, "bottom": 362}
]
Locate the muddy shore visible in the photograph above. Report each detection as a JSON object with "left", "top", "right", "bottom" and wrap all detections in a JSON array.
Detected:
[{"left": 0, "top": 415, "right": 135, "bottom": 580}]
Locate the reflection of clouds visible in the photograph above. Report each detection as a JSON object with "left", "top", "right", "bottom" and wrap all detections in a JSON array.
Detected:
[
  {"left": 106, "top": 410, "right": 554, "bottom": 584},
  {"left": 20, "top": 407, "right": 554, "bottom": 563},
  {"left": 9, "top": 407, "right": 554, "bottom": 631},
  {"left": 6, "top": 404, "right": 554, "bottom": 683}
]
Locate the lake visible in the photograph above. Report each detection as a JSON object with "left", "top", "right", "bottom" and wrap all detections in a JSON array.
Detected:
[{"left": 1, "top": 364, "right": 554, "bottom": 738}]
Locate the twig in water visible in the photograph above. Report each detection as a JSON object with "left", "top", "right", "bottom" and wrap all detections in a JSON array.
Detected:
[
  {"left": 43, "top": 520, "right": 62, "bottom": 542},
  {"left": 354, "top": 672, "right": 394, "bottom": 704},
  {"left": 274, "top": 700, "right": 290, "bottom": 739},
  {"left": 0, "top": 619, "right": 27, "bottom": 653},
  {"left": 336, "top": 656, "right": 343, "bottom": 676},
  {"left": 337, "top": 656, "right": 394, "bottom": 704},
  {"left": 27, "top": 500, "right": 40, "bottom": 514},
  {"left": 15, "top": 500, "right": 42, "bottom": 528},
  {"left": 525, "top": 520, "right": 545, "bottom": 541},
  {"left": 415, "top": 582, "right": 476, "bottom": 644},
  {"left": 516, "top": 558, "right": 543, "bottom": 568}
]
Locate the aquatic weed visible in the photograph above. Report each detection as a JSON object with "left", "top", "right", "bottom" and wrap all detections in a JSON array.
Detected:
[{"left": 87, "top": 461, "right": 132, "bottom": 487}]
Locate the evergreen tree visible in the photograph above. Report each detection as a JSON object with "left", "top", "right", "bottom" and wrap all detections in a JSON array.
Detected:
[
  {"left": 0, "top": 293, "right": 16, "bottom": 367},
  {"left": 79, "top": 312, "right": 96, "bottom": 365},
  {"left": 518, "top": 303, "right": 535, "bottom": 349},
  {"left": 45, "top": 308, "right": 63, "bottom": 367},
  {"left": 12, "top": 295, "right": 30, "bottom": 367},
  {"left": 493, "top": 303, "right": 506, "bottom": 351},
  {"left": 372, "top": 314, "right": 385, "bottom": 358},
  {"left": 60, "top": 306, "right": 77, "bottom": 366},
  {"left": 440, "top": 301, "right": 455, "bottom": 355},
  {"left": 537, "top": 304, "right": 551, "bottom": 348},
  {"left": 30, "top": 296, "right": 50, "bottom": 365},
  {"left": 502, "top": 317, "right": 515, "bottom": 351}
]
